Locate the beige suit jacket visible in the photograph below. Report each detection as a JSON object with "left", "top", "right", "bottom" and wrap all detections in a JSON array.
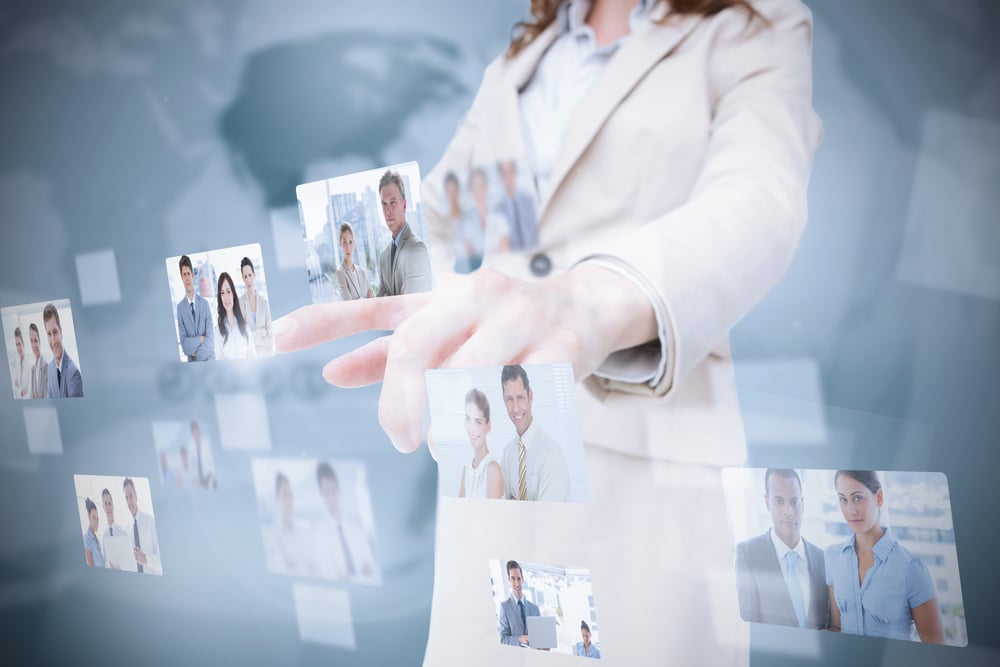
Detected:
[
  {"left": 420, "top": 1, "right": 821, "bottom": 664},
  {"left": 377, "top": 222, "right": 434, "bottom": 296},
  {"left": 423, "top": 0, "right": 822, "bottom": 466}
]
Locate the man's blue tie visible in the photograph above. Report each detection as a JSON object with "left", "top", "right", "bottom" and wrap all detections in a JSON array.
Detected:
[{"left": 785, "top": 551, "right": 807, "bottom": 628}]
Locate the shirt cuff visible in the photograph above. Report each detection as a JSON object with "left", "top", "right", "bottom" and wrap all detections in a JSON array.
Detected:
[{"left": 573, "top": 254, "right": 674, "bottom": 391}]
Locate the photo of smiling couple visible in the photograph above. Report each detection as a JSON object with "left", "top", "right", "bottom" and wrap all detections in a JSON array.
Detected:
[{"left": 426, "top": 363, "right": 589, "bottom": 504}]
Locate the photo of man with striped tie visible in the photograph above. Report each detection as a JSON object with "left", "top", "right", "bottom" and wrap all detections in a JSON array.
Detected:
[
  {"left": 734, "top": 468, "right": 829, "bottom": 629},
  {"left": 499, "top": 365, "right": 570, "bottom": 502}
]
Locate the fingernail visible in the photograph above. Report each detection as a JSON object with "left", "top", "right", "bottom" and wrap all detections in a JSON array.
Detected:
[{"left": 272, "top": 317, "right": 296, "bottom": 349}]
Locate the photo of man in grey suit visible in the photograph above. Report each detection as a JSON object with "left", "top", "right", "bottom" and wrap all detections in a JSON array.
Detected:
[
  {"left": 735, "top": 469, "right": 829, "bottom": 629},
  {"left": 175, "top": 254, "right": 215, "bottom": 361},
  {"left": 43, "top": 303, "right": 83, "bottom": 398},
  {"left": 498, "top": 559, "right": 540, "bottom": 648},
  {"left": 376, "top": 169, "right": 433, "bottom": 297}
]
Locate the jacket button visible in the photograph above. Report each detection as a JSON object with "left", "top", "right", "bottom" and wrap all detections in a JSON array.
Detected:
[{"left": 529, "top": 253, "right": 552, "bottom": 277}]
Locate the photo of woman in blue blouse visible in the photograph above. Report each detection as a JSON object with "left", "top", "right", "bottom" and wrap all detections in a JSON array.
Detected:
[{"left": 824, "top": 470, "right": 945, "bottom": 643}]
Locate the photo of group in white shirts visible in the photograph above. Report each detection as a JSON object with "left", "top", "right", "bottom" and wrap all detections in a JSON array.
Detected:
[
  {"left": 74, "top": 474, "right": 162, "bottom": 575},
  {"left": 152, "top": 419, "right": 218, "bottom": 490},
  {"left": 251, "top": 457, "right": 379, "bottom": 585}
]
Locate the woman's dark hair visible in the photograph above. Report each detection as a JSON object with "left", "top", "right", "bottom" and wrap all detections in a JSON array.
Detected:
[
  {"left": 216, "top": 271, "right": 248, "bottom": 343},
  {"left": 581, "top": 620, "right": 591, "bottom": 633},
  {"left": 85, "top": 497, "right": 97, "bottom": 515},
  {"left": 444, "top": 171, "right": 459, "bottom": 188},
  {"left": 240, "top": 256, "right": 254, "bottom": 273},
  {"left": 507, "top": 0, "right": 764, "bottom": 59},
  {"left": 834, "top": 470, "right": 881, "bottom": 495}
]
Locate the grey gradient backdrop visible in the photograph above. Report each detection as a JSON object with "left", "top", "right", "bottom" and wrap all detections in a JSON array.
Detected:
[{"left": 0, "top": 1, "right": 997, "bottom": 665}]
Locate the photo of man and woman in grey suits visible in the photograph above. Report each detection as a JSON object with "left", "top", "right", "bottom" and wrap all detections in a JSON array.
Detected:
[
  {"left": 2, "top": 299, "right": 84, "bottom": 399},
  {"left": 297, "top": 161, "right": 433, "bottom": 303}
]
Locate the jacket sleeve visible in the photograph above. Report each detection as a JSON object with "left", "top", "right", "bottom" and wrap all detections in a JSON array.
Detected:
[
  {"left": 69, "top": 366, "right": 83, "bottom": 397},
  {"left": 177, "top": 302, "right": 200, "bottom": 357},
  {"left": 585, "top": 0, "right": 822, "bottom": 398},
  {"left": 498, "top": 602, "right": 519, "bottom": 646}
]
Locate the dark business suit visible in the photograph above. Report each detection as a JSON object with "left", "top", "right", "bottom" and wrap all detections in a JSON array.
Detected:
[
  {"left": 495, "top": 191, "right": 538, "bottom": 251},
  {"left": 176, "top": 294, "right": 215, "bottom": 361},
  {"left": 46, "top": 351, "right": 83, "bottom": 398},
  {"left": 498, "top": 595, "right": 540, "bottom": 646},
  {"left": 735, "top": 530, "right": 829, "bottom": 629},
  {"left": 377, "top": 223, "right": 433, "bottom": 297}
]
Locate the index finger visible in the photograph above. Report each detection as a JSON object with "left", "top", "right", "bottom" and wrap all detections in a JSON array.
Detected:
[{"left": 273, "top": 293, "right": 433, "bottom": 353}]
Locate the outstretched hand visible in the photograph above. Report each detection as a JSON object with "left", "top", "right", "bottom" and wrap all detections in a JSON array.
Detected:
[{"left": 273, "top": 265, "right": 654, "bottom": 452}]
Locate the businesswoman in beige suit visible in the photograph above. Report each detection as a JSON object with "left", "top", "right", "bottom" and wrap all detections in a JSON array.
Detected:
[{"left": 275, "top": 0, "right": 821, "bottom": 663}]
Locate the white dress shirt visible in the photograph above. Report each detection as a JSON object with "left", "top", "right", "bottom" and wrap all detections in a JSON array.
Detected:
[
  {"left": 500, "top": 421, "right": 571, "bottom": 502},
  {"left": 102, "top": 523, "right": 129, "bottom": 569},
  {"left": 215, "top": 321, "right": 257, "bottom": 360},
  {"left": 132, "top": 511, "right": 162, "bottom": 575},
  {"left": 191, "top": 434, "right": 216, "bottom": 486},
  {"left": 14, "top": 355, "right": 30, "bottom": 399},
  {"left": 769, "top": 527, "right": 811, "bottom": 614},
  {"left": 520, "top": 0, "right": 672, "bottom": 390},
  {"left": 312, "top": 515, "right": 378, "bottom": 584}
]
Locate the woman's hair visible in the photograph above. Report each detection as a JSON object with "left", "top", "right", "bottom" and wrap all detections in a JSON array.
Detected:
[
  {"left": 240, "top": 256, "right": 254, "bottom": 274},
  {"left": 85, "top": 497, "right": 97, "bottom": 515},
  {"left": 581, "top": 620, "right": 591, "bottom": 633},
  {"left": 834, "top": 470, "right": 882, "bottom": 495},
  {"left": 216, "top": 271, "right": 248, "bottom": 343},
  {"left": 444, "top": 171, "right": 460, "bottom": 189},
  {"left": 465, "top": 388, "right": 491, "bottom": 423},
  {"left": 338, "top": 221, "right": 355, "bottom": 242},
  {"left": 506, "top": 0, "right": 763, "bottom": 59}
]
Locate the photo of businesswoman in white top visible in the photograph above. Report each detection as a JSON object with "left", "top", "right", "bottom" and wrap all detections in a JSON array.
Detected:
[
  {"left": 215, "top": 271, "right": 256, "bottom": 360},
  {"left": 457, "top": 388, "right": 503, "bottom": 499}
]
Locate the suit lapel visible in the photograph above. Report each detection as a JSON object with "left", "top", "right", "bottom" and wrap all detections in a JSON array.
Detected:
[
  {"left": 541, "top": 9, "right": 702, "bottom": 219},
  {"left": 392, "top": 226, "right": 408, "bottom": 294}
]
